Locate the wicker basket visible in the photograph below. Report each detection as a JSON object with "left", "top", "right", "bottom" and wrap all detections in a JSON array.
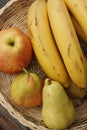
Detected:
[{"left": 0, "top": 0, "right": 87, "bottom": 130}]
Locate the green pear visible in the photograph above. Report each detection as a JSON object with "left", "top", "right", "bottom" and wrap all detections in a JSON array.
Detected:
[
  {"left": 42, "top": 79, "right": 75, "bottom": 129},
  {"left": 11, "top": 69, "right": 44, "bottom": 108}
]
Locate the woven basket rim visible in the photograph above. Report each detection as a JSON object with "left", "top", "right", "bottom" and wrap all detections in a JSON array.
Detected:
[
  {"left": 0, "top": 0, "right": 18, "bottom": 15},
  {"left": 0, "top": 0, "right": 87, "bottom": 130}
]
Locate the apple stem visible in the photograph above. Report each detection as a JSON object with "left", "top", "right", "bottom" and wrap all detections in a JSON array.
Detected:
[{"left": 22, "top": 68, "right": 30, "bottom": 76}]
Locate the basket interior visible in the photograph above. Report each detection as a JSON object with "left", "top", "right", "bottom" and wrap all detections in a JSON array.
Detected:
[{"left": 0, "top": 0, "right": 87, "bottom": 130}]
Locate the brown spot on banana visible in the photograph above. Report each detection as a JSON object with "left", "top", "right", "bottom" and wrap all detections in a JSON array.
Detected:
[
  {"left": 70, "top": 30, "right": 74, "bottom": 38},
  {"left": 42, "top": 48, "right": 45, "bottom": 52},
  {"left": 68, "top": 43, "right": 71, "bottom": 57},
  {"left": 74, "top": 4, "right": 78, "bottom": 8},
  {"left": 35, "top": 16, "right": 38, "bottom": 26},
  {"left": 85, "top": 6, "right": 87, "bottom": 10},
  {"left": 74, "top": 61, "right": 82, "bottom": 72},
  {"left": 52, "top": 66, "right": 60, "bottom": 76}
]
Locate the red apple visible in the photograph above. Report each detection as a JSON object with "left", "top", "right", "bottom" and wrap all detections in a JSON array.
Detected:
[{"left": 0, "top": 27, "right": 32, "bottom": 73}]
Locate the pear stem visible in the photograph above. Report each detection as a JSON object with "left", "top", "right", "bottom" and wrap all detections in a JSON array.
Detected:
[
  {"left": 47, "top": 79, "right": 52, "bottom": 85},
  {"left": 22, "top": 68, "right": 30, "bottom": 76}
]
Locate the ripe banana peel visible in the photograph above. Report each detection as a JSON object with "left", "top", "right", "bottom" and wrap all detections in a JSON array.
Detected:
[
  {"left": 27, "top": 0, "right": 70, "bottom": 87},
  {"left": 70, "top": 14, "right": 87, "bottom": 43},
  {"left": 66, "top": 57, "right": 87, "bottom": 99},
  {"left": 47, "top": 0, "right": 87, "bottom": 88},
  {"left": 66, "top": 80, "right": 87, "bottom": 99},
  {"left": 64, "top": 0, "right": 87, "bottom": 44}
]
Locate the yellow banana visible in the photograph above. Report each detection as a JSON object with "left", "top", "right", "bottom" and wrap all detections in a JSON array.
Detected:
[
  {"left": 70, "top": 14, "right": 87, "bottom": 43},
  {"left": 27, "top": 0, "right": 70, "bottom": 87},
  {"left": 47, "top": 0, "right": 86, "bottom": 88},
  {"left": 64, "top": 0, "right": 87, "bottom": 44},
  {"left": 66, "top": 80, "right": 86, "bottom": 99}
]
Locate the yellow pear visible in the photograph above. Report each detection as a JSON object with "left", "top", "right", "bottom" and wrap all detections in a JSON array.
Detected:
[{"left": 11, "top": 69, "right": 44, "bottom": 108}]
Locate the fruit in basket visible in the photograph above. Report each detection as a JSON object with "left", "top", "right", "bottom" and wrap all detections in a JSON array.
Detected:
[
  {"left": 11, "top": 69, "right": 44, "bottom": 108},
  {"left": 70, "top": 13, "right": 87, "bottom": 43},
  {"left": 0, "top": 27, "right": 32, "bottom": 73},
  {"left": 47, "top": 0, "right": 86, "bottom": 88},
  {"left": 66, "top": 80, "right": 86, "bottom": 99},
  {"left": 42, "top": 79, "right": 75, "bottom": 129},
  {"left": 27, "top": 0, "right": 70, "bottom": 87},
  {"left": 64, "top": 0, "right": 87, "bottom": 43}
]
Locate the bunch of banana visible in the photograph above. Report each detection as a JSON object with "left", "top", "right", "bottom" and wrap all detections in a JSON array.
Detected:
[
  {"left": 64, "top": 0, "right": 87, "bottom": 44},
  {"left": 27, "top": 0, "right": 70, "bottom": 87},
  {"left": 27, "top": 0, "right": 87, "bottom": 98},
  {"left": 47, "top": 0, "right": 87, "bottom": 89},
  {"left": 70, "top": 14, "right": 87, "bottom": 44},
  {"left": 66, "top": 80, "right": 87, "bottom": 99}
]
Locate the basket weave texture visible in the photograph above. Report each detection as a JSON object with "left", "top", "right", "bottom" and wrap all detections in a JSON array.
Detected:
[{"left": 0, "top": 0, "right": 87, "bottom": 130}]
